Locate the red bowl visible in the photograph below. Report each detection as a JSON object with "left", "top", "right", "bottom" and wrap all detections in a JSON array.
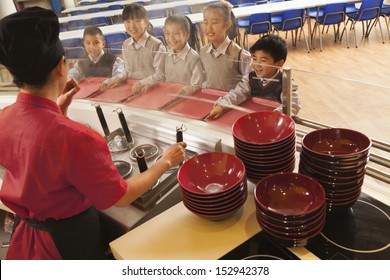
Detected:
[
  {"left": 301, "top": 128, "right": 371, "bottom": 160},
  {"left": 246, "top": 161, "right": 296, "bottom": 181},
  {"left": 256, "top": 208, "right": 325, "bottom": 234},
  {"left": 177, "top": 152, "right": 246, "bottom": 196},
  {"left": 254, "top": 172, "right": 325, "bottom": 217},
  {"left": 232, "top": 112, "right": 295, "bottom": 145},
  {"left": 181, "top": 184, "right": 247, "bottom": 207},
  {"left": 237, "top": 151, "right": 296, "bottom": 168},
  {"left": 300, "top": 152, "right": 367, "bottom": 177},
  {"left": 256, "top": 203, "right": 326, "bottom": 226},
  {"left": 300, "top": 149, "right": 369, "bottom": 170},
  {"left": 234, "top": 133, "right": 296, "bottom": 151},
  {"left": 235, "top": 140, "right": 296, "bottom": 159}
]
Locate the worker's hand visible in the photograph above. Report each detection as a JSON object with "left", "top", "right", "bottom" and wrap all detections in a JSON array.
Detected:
[
  {"left": 205, "top": 105, "right": 223, "bottom": 121},
  {"left": 159, "top": 142, "right": 187, "bottom": 168},
  {"left": 58, "top": 79, "right": 79, "bottom": 116},
  {"left": 140, "top": 84, "right": 152, "bottom": 93}
]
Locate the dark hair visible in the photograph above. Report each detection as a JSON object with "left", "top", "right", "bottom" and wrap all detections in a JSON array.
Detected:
[
  {"left": 164, "top": 15, "right": 200, "bottom": 51},
  {"left": 122, "top": 3, "right": 148, "bottom": 21},
  {"left": 83, "top": 26, "right": 104, "bottom": 39},
  {"left": 249, "top": 34, "right": 288, "bottom": 62}
]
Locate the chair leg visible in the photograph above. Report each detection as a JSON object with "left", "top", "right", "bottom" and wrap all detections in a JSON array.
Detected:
[
  {"left": 300, "top": 26, "right": 310, "bottom": 53},
  {"left": 318, "top": 21, "right": 323, "bottom": 51},
  {"left": 385, "top": 16, "right": 390, "bottom": 43},
  {"left": 341, "top": 21, "right": 349, "bottom": 48}
]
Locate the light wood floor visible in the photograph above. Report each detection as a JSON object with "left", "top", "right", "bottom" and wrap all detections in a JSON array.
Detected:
[{"left": 246, "top": 18, "right": 390, "bottom": 145}]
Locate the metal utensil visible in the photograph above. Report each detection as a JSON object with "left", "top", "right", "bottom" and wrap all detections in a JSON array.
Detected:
[{"left": 92, "top": 102, "right": 110, "bottom": 137}]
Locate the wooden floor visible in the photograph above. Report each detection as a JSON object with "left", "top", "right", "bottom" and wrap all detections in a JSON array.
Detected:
[{"left": 247, "top": 18, "right": 390, "bottom": 145}]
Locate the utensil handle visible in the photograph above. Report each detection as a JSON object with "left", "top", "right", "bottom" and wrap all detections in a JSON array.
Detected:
[
  {"left": 118, "top": 110, "right": 133, "bottom": 144},
  {"left": 94, "top": 104, "right": 110, "bottom": 137},
  {"left": 136, "top": 156, "right": 148, "bottom": 173}
]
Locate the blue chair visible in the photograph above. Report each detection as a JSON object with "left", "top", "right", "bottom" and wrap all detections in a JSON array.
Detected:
[
  {"left": 61, "top": 38, "right": 86, "bottom": 59},
  {"left": 309, "top": 3, "right": 349, "bottom": 51},
  {"left": 108, "top": 4, "right": 124, "bottom": 10},
  {"left": 243, "top": 13, "right": 272, "bottom": 49},
  {"left": 151, "top": 0, "right": 166, "bottom": 3},
  {"left": 343, "top": 0, "right": 384, "bottom": 47},
  {"left": 381, "top": 3, "right": 390, "bottom": 42},
  {"left": 67, "top": 19, "right": 87, "bottom": 31},
  {"left": 70, "top": 10, "right": 86, "bottom": 16},
  {"left": 237, "top": 3, "right": 257, "bottom": 30},
  {"left": 90, "top": 17, "right": 111, "bottom": 27},
  {"left": 268, "top": 0, "right": 285, "bottom": 24},
  {"left": 171, "top": 5, "right": 192, "bottom": 15},
  {"left": 273, "top": 9, "right": 310, "bottom": 52},
  {"left": 105, "top": 32, "right": 127, "bottom": 54},
  {"left": 79, "top": 2, "right": 92, "bottom": 6},
  {"left": 148, "top": 9, "right": 166, "bottom": 19},
  {"left": 153, "top": 26, "right": 166, "bottom": 45}
]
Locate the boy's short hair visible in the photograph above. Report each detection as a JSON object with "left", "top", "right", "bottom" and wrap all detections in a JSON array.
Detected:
[
  {"left": 83, "top": 26, "right": 104, "bottom": 39},
  {"left": 122, "top": 3, "right": 148, "bottom": 21},
  {"left": 249, "top": 34, "right": 287, "bottom": 62}
]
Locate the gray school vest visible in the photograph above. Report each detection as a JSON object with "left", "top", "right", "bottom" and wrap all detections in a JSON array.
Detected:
[
  {"left": 200, "top": 41, "right": 243, "bottom": 91},
  {"left": 164, "top": 48, "right": 201, "bottom": 85},
  {"left": 123, "top": 36, "right": 162, "bottom": 80}
]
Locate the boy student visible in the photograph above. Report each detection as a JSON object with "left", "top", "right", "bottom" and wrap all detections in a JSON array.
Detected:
[
  {"left": 67, "top": 26, "right": 125, "bottom": 91},
  {"left": 206, "top": 34, "right": 301, "bottom": 120}
]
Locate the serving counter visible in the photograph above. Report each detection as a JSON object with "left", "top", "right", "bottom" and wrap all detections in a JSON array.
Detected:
[{"left": 1, "top": 93, "right": 390, "bottom": 260}]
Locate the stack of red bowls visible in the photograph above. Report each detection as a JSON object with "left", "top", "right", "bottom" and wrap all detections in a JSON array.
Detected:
[
  {"left": 177, "top": 152, "right": 248, "bottom": 221},
  {"left": 254, "top": 172, "right": 326, "bottom": 247},
  {"left": 232, "top": 112, "right": 296, "bottom": 181},
  {"left": 299, "top": 128, "right": 371, "bottom": 212}
]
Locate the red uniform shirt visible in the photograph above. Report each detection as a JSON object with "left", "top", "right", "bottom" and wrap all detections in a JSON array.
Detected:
[{"left": 0, "top": 93, "right": 127, "bottom": 259}]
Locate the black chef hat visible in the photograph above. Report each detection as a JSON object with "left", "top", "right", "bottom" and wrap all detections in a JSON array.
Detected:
[{"left": 0, "top": 6, "right": 64, "bottom": 85}]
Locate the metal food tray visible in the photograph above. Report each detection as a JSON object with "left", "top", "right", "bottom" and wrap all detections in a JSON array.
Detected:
[{"left": 107, "top": 128, "right": 197, "bottom": 211}]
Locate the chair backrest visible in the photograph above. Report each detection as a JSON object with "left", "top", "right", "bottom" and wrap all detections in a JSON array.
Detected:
[
  {"left": 79, "top": 2, "right": 92, "bottom": 6},
  {"left": 280, "top": 9, "right": 305, "bottom": 30},
  {"left": 248, "top": 12, "right": 272, "bottom": 34},
  {"left": 151, "top": 0, "right": 166, "bottom": 3},
  {"left": 108, "top": 4, "right": 124, "bottom": 10},
  {"left": 153, "top": 26, "right": 166, "bottom": 45},
  {"left": 321, "top": 3, "right": 347, "bottom": 25},
  {"left": 67, "top": 20, "right": 87, "bottom": 31},
  {"left": 172, "top": 5, "right": 192, "bottom": 15},
  {"left": 70, "top": 10, "right": 86, "bottom": 16},
  {"left": 357, "top": 0, "right": 384, "bottom": 20},
  {"left": 105, "top": 32, "right": 127, "bottom": 54},
  {"left": 87, "top": 8, "right": 101, "bottom": 13},
  {"left": 148, "top": 9, "right": 166, "bottom": 19},
  {"left": 90, "top": 17, "right": 110, "bottom": 27},
  {"left": 61, "top": 38, "right": 86, "bottom": 59},
  {"left": 238, "top": 3, "right": 256, "bottom": 8}
]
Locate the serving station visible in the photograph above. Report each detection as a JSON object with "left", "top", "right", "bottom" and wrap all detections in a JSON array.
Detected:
[{"left": 0, "top": 76, "right": 389, "bottom": 260}]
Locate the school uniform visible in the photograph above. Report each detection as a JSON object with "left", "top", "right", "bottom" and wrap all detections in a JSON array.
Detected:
[
  {"left": 215, "top": 69, "right": 301, "bottom": 116},
  {"left": 68, "top": 50, "right": 125, "bottom": 84},
  {"left": 200, "top": 37, "right": 251, "bottom": 91},
  {"left": 122, "top": 31, "right": 166, "bottom": 85},
  {"left": 164, "top": 43, "right": 204, "bottom": 94}
]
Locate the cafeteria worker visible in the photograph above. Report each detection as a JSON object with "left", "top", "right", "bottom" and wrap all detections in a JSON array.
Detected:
[{"left": 0, "top": 7, "right": 186, "bottom": 260}]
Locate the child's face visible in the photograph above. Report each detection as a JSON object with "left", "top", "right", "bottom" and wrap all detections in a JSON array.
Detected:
[
  {"left": 164, "top": 23, "right": 189, "bottom": 53},
  {"left": 83, "top": 34, "right": 105, "bottom": 59},
  {"left": 251, "top": 50, "right": 284, "bottom": 79},
  {"left": 203, "top": 9, "right": 230, "bottom": 47},
  {"left": 124, "top": 18, "right": 148, "bottom": 42}
]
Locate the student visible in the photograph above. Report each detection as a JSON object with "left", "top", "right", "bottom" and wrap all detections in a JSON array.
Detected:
[
  {"left": 121, "top": 3, "right": 166, "bottom": 94},
  {"left": 207, "top": 34, "right": 301, "bottom": 120},
  {"left": 163, "top": 15, "right": 204, "bottom": 96},
  {"left": 0, "top": 7, "right": 186, "bottom": 260},
  {"left": 67, "top": 26, "right": 125, "bottom": 91},
  {"left": 200, "top": 2, "right": 251, "bottom": 91}
]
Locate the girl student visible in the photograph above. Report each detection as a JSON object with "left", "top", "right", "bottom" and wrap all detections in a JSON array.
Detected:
[
  {"left": 200, "top": 2, "right": 252, "bottom": 91},
  {"left": 121, "top": 3, "right": 166, "bottom": 94},
  {"left": 163, "top": 15, "right": 205, "bottom": 96}
]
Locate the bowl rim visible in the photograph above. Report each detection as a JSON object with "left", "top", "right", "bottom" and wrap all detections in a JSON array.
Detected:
[
  {"left": 301, "top": 128, "right": 372, "bottom": 158},
  {"left": 254, "top": 172, "right": 325, "bottom": 216},
  {"left": 232, "top": 111, "right": 295, "bottom": 145},
  {"left": 177, "top": 152, "right": 246, "bottom": 195}
]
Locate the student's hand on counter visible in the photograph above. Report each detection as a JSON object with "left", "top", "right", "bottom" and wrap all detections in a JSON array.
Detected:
[
  {"left": 159, "top": 142, "right": 187, "bottom": 168},
  {"left": 205, "top": 105, "right": 223, "bottom": 121},
  {"left": 101, "top": 78, "right": 123, "bottom": 91},
  {"left": 132, "top": 81, "right": 143, "bottom": 94},
  {"left": 57, "top": 79, "right": 79, "bottom": 116}
]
